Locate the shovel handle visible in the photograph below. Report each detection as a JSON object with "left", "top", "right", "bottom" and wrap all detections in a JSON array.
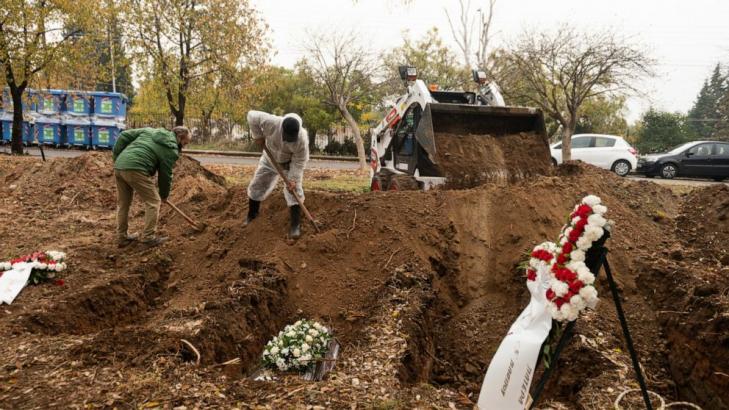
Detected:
[
  {"left": 166, "top": 200, "right": 200, "bottom": 228},
  {"left": 262, "top": 146, "right": 321, "bottom": 232}
]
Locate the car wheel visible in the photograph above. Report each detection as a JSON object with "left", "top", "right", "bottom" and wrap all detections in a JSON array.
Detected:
[
  {"left": 611, "top": 160, "right": 631, "bottom": 177},
  {"left": 660, "top": 163, "right": 678, "bottom": 179},
  {"left": 551, "top": 158, "right": 558, "bottom": 167},
  {"left": 712, "top": 176, "right": 726, "bottom": 182}
]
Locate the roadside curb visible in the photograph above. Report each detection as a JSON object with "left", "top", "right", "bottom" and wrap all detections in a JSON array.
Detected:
[{"left": 183, "top": 149, "right": 359, "bottom": 162}]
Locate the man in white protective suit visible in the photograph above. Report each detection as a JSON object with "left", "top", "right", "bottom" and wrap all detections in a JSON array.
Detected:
[{"left": 245, "top": 110, "right": 309, "bottom": 239}]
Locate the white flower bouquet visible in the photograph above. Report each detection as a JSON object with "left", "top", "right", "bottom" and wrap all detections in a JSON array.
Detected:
[{"left": 262, "top": 320, "right": 333, "bottom": 373}]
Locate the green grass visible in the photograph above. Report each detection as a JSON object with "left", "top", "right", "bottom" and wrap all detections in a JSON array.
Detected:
[
  {"left": 188, "top": 140, "right": 257, "bottom": 152},
  {"left": 309, "top": 175, "right": 370, "bottom": 193},
  {"left": 222, "top": 174, "right": 370, "bottom": 193},
  {"left": 221, "top": 175, "right": 251, "bottom": 186}
]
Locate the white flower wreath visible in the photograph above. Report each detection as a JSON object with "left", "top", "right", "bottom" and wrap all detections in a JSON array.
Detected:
[{"left": 262, "top": 319, "right": 333, "bottom": 372}]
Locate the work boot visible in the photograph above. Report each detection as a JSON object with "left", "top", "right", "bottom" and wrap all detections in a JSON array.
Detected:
[
  {"left": 289, "top": 205, "right": 301, "bottom": 239},
  {"left": 142, "top": 236, "right": 168, "bottom": 248},
  {"left": 245, "top": 199, "right": 261, "bottom": 226},
  {"left": 117, "top": 233, "right": 139, "bottom": 247}
]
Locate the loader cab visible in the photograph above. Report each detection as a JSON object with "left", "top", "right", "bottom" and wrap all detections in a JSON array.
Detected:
[{"left": 389, "top": 103, "right": 422, "bottom": 173}]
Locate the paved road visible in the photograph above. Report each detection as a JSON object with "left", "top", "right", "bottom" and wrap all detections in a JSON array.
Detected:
[
  {"left": 192, "top": 153, "right": 359, "bottom": 170},
  {"left": 9, "top": 147, "right": 728, "bottom": 186},
  {"left": 14, "top": 147, "right": 361, "bottom": 170}
]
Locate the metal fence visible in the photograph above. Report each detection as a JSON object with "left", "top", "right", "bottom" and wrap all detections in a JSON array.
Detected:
[
  {"left": 126, "top": 113, "right": 249, "bottom": 144},
  {"left": 125, "top": 112, "right": 367, "bottom": 154}
]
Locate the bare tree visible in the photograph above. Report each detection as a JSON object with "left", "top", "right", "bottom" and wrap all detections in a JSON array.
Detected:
[
  {"left": 445, "top": 0, "right": 496, "bottom": 69},
  {"left": 302, "top": 31, "right": 379, "bottom": 170},
  {"left": 475, "top": 0, "right": 496, "bottom": 70},
  {"left": 445, "top": 0, "right": 475, "bottom": 68},
  {"left": 500, "top": 26, "right": 653, "bottom": 161}
]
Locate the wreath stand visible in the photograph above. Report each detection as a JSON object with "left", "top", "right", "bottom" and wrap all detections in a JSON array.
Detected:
[{"left": 528, "top": 231, "right": 654, "bottom": 410}]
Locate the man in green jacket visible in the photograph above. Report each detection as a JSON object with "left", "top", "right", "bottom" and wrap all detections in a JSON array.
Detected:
[{"left": 112, "top": 126, "right": 191, "bottom": 247}]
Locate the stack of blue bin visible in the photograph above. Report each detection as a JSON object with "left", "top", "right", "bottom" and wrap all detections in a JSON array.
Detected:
[
  {"left": 62, "top": 91, "right": 92, "bottom": 147},
  {"left": 90, "top": 91, "right": 128, "bottom": 148},
  {"left": 2, "top": 87, "right": 128, "bottom": 149},
  {"left": 34, "top": 89, "right": 65, "bottom": 146}
]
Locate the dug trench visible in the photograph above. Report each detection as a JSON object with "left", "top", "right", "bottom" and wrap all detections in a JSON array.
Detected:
[
  {"left": 0, "top": 152, "right": 727, "bottom": 408},
  {"left": 394, "top": 165, "right": 728, "bottom": 408}
]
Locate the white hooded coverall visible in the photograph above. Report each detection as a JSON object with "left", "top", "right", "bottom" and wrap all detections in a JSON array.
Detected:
[{"left": 246, "top": 111, "right": 309, "bottom": 207}]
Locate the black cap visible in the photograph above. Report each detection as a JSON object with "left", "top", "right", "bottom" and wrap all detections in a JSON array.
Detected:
[{"left": 282, "top": 117, "right": 300, "bottom": 142}]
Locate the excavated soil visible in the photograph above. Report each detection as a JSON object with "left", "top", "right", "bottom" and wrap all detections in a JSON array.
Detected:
[
  {"left": 677, "top": 184, "right": 729, "bottom": 260},
  {"left": 0, "top": 152, "right": 727, "bottom": 409},
  {"left": 434, "top": 131, "right": 551, "bottom": 188}
]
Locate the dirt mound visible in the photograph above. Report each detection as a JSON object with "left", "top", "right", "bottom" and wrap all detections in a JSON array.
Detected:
[
  {"left": 635, "top": 251, "right": 729, "bottom": 409},
  {"left": 0, "top": 156, "right": 725, "bottom": 409},
  {"left": 434, "top": 131, "right": 551, "bottom": 188},
  {"left": 677, "top": 184, "right": 729, "bottom": 259},
  {"left": 0, "top": 152, "right": 225, "bottom": 211},
  {"left": 174, "top": 155, "right": 227, "bottom": 186},
  {"left": 0, "top": 152, "right": 117, "bottom": 208}
]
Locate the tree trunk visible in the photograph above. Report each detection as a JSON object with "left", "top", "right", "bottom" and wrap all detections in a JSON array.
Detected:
[
  {"left": 175, "top": 91, "right": 186, "bottom": 126},
  {"left": 338, "top": 105, "right": 367, "bottom": 170},
  {"left": 164, "top": 86, "right": 185, "bottom": 127},
  {"left": 309, "top": 129, "right": 318, "bottom": 152},
  {"left": 10, "top": 86, "right": 26, "bottom": 155},
  {"left": 201, "top": 110, "right": 212, "bottom": 143},
  {"left": 174, "top": 104, "right": 185, "bottom": 126},
  {"left": 561, "top": 117, "right": 577, "bottom": 162}
]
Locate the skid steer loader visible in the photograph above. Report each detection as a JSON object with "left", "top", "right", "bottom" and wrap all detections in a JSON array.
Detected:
[{"left": 369, "top": 66, "right": 551, "bottom": 191}]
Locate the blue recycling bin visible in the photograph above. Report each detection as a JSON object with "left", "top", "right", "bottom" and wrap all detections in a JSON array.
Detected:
[
  {"left": 91, "top": 117, "right": 121, "bottom": 148},
  {"left": 90, "top": 92, "right": 128, "bottom": 118},
  {"left": 63, "top": 116, "right": 91, "bottom": 147},
  {"left": 35, "top": 116, "right": 63, "bottom": 146},
  {"left": 35, "top": 89, "right": 66, "bottom": 115},
  {"left": 65, "top": 92, "right": 91, "bottom": 116},
  {"left": 1, "top": 113, "right": 33, "bottom": 144}
]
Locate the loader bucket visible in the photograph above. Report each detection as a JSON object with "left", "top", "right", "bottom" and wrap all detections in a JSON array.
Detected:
[{"left": 415, "top": 103, "right": 552, "bottom": 188}]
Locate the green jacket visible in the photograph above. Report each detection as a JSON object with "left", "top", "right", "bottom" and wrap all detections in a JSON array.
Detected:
[{"left": 112, "top": 128, "right": 180, "bottom": 199}]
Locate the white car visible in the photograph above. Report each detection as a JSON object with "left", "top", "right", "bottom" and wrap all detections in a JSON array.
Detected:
[{"left": 550, "top": 134, "right": 638, "bottom": 177}]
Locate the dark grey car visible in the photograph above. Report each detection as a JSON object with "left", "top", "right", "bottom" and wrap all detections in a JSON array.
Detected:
[{"left": 637, "top": 141, "right": 729, "bottom": 181}]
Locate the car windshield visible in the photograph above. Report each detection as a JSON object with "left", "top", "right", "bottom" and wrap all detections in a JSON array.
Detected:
[{"left": 667, "top": 142, "right": 697, "bottom": 155}]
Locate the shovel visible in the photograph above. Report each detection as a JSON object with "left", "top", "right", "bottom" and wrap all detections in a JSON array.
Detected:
[
  {"left": 166, "top": 200, "right": 207, "bottom": 232},
  {"left": 262, "top": 146, "right": 321, "bottom": 233}
]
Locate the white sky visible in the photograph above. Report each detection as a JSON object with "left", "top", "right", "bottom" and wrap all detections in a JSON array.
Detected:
[{"left": 252, "top": 0, "right": 729, "bottom": 123}]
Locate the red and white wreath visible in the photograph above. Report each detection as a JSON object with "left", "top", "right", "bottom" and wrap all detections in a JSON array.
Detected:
[
  {"left": 525, "top": 195, "right": 608, "bottom": 322},
  {"left": 0, "top": 251, "right": 68, "bottom": 284}
]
